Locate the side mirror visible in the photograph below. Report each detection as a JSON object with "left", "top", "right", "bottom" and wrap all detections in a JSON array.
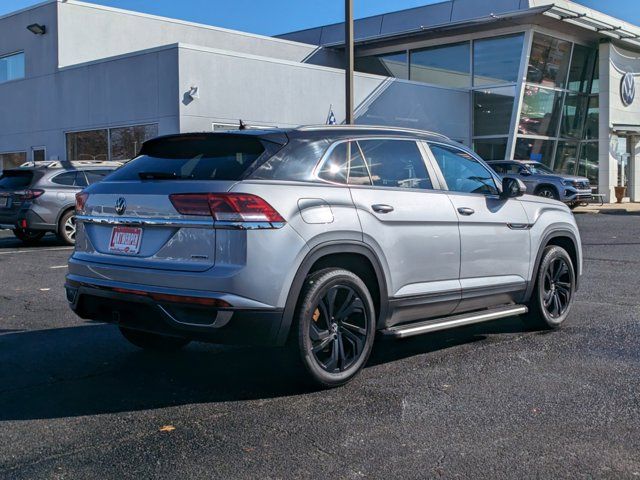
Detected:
[{"left": 500, "top": 177, "right": 527, "bottom": 199}]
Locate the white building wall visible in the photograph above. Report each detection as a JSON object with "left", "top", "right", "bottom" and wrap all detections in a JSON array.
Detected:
[
  {"left": 56, "top": 0, "right": 317, "bottom": 68},
  {"left": 0, "top": 46, "right": 180, "bottom": 162}
]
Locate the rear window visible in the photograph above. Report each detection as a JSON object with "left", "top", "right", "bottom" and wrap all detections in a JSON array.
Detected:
[
  {"left": 107, "top": 134, "right": 282, "bottom": 181},
  {"left": 0, "top": 170, "right": 34, "bottom": 189}
]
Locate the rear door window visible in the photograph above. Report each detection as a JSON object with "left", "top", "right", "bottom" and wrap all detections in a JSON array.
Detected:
[
  {"left": 51, "top": 172, "right": 78, "bottom": 186},
  {"left": 429, "top": 144, "right": 498, "bottom": 195},
  {"left": 0, "top": 171, "right": 34, "bottom": 189},
  {"left": 108, "top": 134, "right": 281, "bottom": 181},
  {"left": 357, "top": 139, "right": 433, "bottom": 190}
]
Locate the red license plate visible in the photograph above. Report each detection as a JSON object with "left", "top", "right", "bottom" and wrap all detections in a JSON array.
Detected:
[{"left": 109, "top": 226, "right": 142, "bottom": 254}]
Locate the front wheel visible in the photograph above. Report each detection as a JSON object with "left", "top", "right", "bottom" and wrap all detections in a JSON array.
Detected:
[
  {"left": 57, "top": 210, "right": 76, "bottom": 245},
  {"left": 290, "top": 268, "right": 376, "bottom": 388},
  {"left": 119, "top": 327, "right": 191, "bottom": 352},
  {"left": 13, "top": 228, "right": 45, "bottom": 245},
  {"left": 536, "top": 186, "right": 560, "bottom": 200},
  {"left": 525, "top": 245, "right": 576, "bottom": 329}
]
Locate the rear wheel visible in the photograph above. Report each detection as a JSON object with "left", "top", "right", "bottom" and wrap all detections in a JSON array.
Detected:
[
  {"left": 289, "top": 268, "right": 376, "bottom": 388},
  {"left": 57, "top": 210, "right": 76, "bottom": 245},
  {"left": 525, "top": 245, "right": 576, "bottom": 329},
  {"left": 119, "top": 326, "right": 191, "bottom": 352},
  {"left": 536, "top": 186, "right": 559, "bottom": 200},
  {"left": 12, "top": 228, "right": 45, "bottom": 245}
]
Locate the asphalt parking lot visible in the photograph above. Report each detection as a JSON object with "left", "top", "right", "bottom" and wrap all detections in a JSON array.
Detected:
[{"left": 0, "top": 212, "right": 639, "bottom": 479}]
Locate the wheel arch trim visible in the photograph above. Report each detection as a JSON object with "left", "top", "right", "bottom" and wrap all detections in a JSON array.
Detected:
[
  {"left": 275, "top": 241, "right": 390, "bottom": 345},
  {"left": 524, "top": 228, "right": 581, "bottom": 302}
]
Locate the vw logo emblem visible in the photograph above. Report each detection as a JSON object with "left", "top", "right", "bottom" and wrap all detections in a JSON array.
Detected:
[
  {"left": 115, "top": 197, "right": 127, "bottom": 216},
  {"left": 621, "top": 72, "right": 636, "bottom": 107}
]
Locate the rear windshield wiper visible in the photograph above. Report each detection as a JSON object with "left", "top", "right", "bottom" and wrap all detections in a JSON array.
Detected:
[{"left": 138, "top": 171, "right": 194, "bottom": 180}]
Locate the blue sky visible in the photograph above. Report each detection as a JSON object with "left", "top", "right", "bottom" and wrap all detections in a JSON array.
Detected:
[{"left": 1, "top": 0, "right": 640, "bottom": 36}]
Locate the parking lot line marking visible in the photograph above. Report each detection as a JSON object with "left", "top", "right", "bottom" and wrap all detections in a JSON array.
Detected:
[
  {"left": 0, "top": 247, "right": 73, "bottom": 256},
  {"left": 50, "top": 265, "right": 68, "bottom": 269}
]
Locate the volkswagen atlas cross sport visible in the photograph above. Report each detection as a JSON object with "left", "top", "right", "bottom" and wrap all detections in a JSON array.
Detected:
[{"left": 65, "top": 126, "right": 582, "bottom": 387}]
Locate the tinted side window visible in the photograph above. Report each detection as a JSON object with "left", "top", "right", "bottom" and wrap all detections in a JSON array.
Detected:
[
  {"left": 85, "top": 170, "right": 111, "bottom": 184},
  {"left": 51, "top": 172, "right": 77, "bottom": 186},
  {"left": 317, "top": 142, "right": 348, "bottom": 184},
  {"left": 357, "top": 139, "right": 432, "bottom": 190},
  {"left": 430, "top": 145, "right": 498, "bottom": 195},
  {"left": 490, "top": 163, "right": 506, "bottom": 174},
  {"left": 75, "top": 172, "right": 89, "bottom": 187}
]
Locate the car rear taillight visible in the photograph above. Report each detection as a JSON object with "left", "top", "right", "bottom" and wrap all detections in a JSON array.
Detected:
[
  {"left": 76, "top": 192, "right": 89, "bottom": 214},
  {"left": 21, "top": 189, "right": 44, "bottom": 200},
  {"left": 169, "top": 193, "right": 285, "bottom": 226}
]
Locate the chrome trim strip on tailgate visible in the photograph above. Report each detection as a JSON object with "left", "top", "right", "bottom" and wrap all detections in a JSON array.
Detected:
[{"left": 76, "top": 215, "right": 213, "bottom": 229}]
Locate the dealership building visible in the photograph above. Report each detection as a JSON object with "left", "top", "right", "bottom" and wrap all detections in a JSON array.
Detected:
[{"left": 1, "top": 0, "right": 640, "bottom": 202}]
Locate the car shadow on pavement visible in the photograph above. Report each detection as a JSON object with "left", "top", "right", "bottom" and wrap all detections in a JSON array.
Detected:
[
  {"left": 0, "top": 232, "right": 67, "bottom": 249},
  {"left": 0, "top": 316, "right": 533, "bottom": 421}
]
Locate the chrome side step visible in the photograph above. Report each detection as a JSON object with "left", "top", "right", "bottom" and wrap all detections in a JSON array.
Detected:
[{"left": 382, "top": 305, "right": 528, "bottom": 339}]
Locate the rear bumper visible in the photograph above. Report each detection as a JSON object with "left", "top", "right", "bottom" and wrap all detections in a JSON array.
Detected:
[
  {"left": 65, "top": 276, "right": 286, "bottom": 346},
  {"left": 17, "top": 208, "right": 56, "bottom": 232}
]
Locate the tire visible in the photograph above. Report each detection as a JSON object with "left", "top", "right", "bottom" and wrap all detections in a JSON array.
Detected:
[
  {"left": 12, "top": 228, "right": 45, "bottom": 245},
  {"left": 289, "top": 268, "right": 376, "bottom": 388},
  {"left": 119, "top": 326, "right": 191, "bottom": 352},
  {"left": 57, "top": 210, "right": 77, "bottom": 246},
  {"left": 536, "top": 186, "right": 560, "bottom": 200},
  {"left": 525, "top": 245, "right": 576, "bottom": 329}
]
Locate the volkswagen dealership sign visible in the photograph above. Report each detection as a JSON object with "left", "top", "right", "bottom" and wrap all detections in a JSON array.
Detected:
[{"left": 621, "top": 72, "right": 636, "bottom": 107}]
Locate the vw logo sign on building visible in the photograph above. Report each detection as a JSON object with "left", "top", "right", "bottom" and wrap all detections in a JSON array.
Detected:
[
  {"left": 115, "top": 197, "right": 127, "bottom": 216},
  {"left": 621, "top": 72, "right": 636, "bottom": 107}
]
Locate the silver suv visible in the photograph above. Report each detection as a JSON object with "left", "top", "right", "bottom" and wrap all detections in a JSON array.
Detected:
[
  {"left": 0, "top": 163, "right": 118, "bottom": 245},
  {"left": 65, "top": 126, "right": 582, "bottom": 387},
  {"left": 488, "top": 160, "right": 592, "bottom": 209}
]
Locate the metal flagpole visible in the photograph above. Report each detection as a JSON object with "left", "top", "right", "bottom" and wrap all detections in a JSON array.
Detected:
[{"left": 345, "top": 0, "right": 354, "bottom": 125}]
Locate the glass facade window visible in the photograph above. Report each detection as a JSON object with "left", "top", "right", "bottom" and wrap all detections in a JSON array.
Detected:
[
  {"left": 583, "top": 95, "right": 599, "bottom": 140},
  {"left": 0, "top": 152, "right": 27, "bottom": 170},
  {"left": 519, "top": 85, "right": 564, "bottom": 137},
  {"left": 473, "top": 86, "right": 516, "bottom": 136},
  {"left": 110, "top": 124, "right": 159, "bottom": 161},
  {"left": 560, "top": 93, "right": 588, "bottom": 139},
  {"left": 66, "top": 130, "right": 109, "bottom": 161},
  {"left": 554, "top": 141, "right": 579, "bottom": 174},
  {"left": 473, "top": 138, "right": 508, "bottom": 161},
  {"left": 355, "top": 52, "right": 408, "bottom": 79},
  {"left": 567, "top": 44, "right": 596, "bottom": 93},
  {"left": 473, "top": 34, "right": 524, "bottom": 86},
  {"left": 0, "top": 52, "right": 25, "bottom": 84},
  {"left": 527, "top": 33, "right": 572, "bottom": 89},
  {"left": 577, "top": 142, "right": 599, "bottom": 186},
  {"left": 514, "top": 138, "right": 556, "bottom": 167},
  {"left": 66, "top": 124, "right": 158, "bottom": 162},
  {"left": 410, "top": 42, "right": 470, "bottom": 87}
]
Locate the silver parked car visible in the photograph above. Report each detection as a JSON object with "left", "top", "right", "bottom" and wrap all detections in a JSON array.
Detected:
[
  {"left": 0, "top": 162, "right": 119, "bottom": 245},
  {"left": 66, "top": 126, "right": 582, "bottom": 387},
  {"left": 487, "top": 160, "right": 592, "bottom": 208}
]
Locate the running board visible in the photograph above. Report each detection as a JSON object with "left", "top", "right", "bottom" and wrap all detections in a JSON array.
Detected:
[{"left": 382, "top": 305, "right": 528, "bottom": 339}]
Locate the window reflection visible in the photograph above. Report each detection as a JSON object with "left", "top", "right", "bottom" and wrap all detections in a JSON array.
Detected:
[
  {"left": 519, "top": 86, "right": 564, "bottom": 137},
  {"left": 0, "top": 152, "right": 27, "bottom": 170},
  {"left": 66, "top": 130, "right": 109, "bottom": 161},
  {"left": 0, "top": 52, "right": 25, "bottom": 84},
  {"left": 577, "top": 142, "right": 599, "bottom": 186},
  {"left": 473, "top": 138, "right": 508, "bottom": 161},
  {"left": 110, "top": 124, "right": 159, "bottom": 161},
  {"left": 560, "top": 94, "right": 588, "bottom": 139},
  {"left": 514, "top": 138, "right": 555, "bottom": 167},
  {"left": 355, "top": 52, "right": 408, "bottom": 79},
  {"left": 554, "top": 141, "right": 579, "bottom": 174},
  {"left": 66, "top": 124, "right": 158, "bottom": 162},
  {"left": 473, "top": 34, "right": 524, "bottom": 86},
  {"left": 568, "top": 44, "right": 596, "bottom": 93},
  {"left": 410, "top": 42, "right": 470, "bottom": 87},
  {"left": 474, "top": 86, "right": 516, "bottom": 136},
  {"left": 527, "top": 33, "right": 572, "bottom": 89}
]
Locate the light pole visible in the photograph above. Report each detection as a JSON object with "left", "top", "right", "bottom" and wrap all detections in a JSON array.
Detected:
[{"left": 345, "top": 0, "right": 354, "bottom": 124}]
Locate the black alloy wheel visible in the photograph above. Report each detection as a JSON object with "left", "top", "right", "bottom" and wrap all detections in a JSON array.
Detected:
[
  {"left": 526, "top": 245, "right": 576, "bottom": 329},
  {"left": 292, "top": 268, "right": 376, "bottom": 388}
]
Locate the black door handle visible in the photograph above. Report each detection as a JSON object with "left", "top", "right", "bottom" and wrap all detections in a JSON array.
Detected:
[
  {"left": 457, "top": 207, "right": 475, "bottom": 216},
  {"left": 372, "top": 204, "right": 394, "bottom": 214}
]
